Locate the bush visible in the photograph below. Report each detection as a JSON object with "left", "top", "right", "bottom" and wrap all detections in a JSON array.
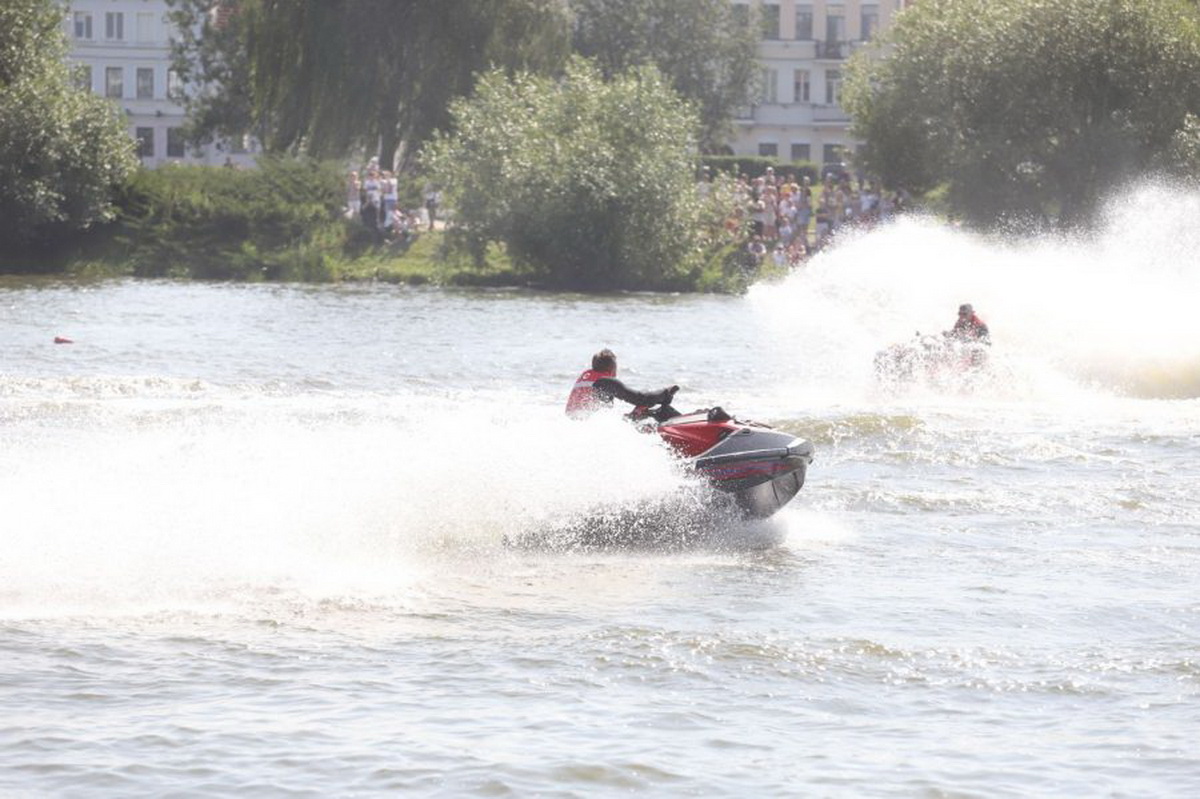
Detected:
[
  {"left": 424, "top": 58, "right": 727, "bottom": 291},
  {"left": 115, "top": 156, "right": 346, "bottom": 279}
]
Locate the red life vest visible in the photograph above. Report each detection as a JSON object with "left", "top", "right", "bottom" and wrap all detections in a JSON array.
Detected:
[
  {"left": 953, "top": 314, "right": 988, "bottom": 340},
  {"left": 565, "top": 368, "right": 615, "bottom": 418}
]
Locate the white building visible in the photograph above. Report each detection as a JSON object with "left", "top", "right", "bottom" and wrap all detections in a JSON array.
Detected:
[
  {"left": 63, "top": 0, "right": 257, "bottom": 168},
  {"left": 729, "top": 0, "right": 910, "bottom": 167}
]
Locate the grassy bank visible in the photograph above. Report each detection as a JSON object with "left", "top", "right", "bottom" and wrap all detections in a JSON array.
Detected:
[
  {"left": 50, "top": 226, "right": 531, "bottom": 287},
  {"left": 326, "top": 228, "right": 531, "bottom": 286},
  {"left": 53, "top": 225, "right": 776, "bottom": 292},
  {"left": 2, "top": 159, "right": 771, "bottom": 293}
]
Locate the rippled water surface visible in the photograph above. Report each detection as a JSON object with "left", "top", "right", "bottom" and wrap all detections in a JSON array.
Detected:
[{"left": 3, "top": 191, "right": 1200, "bottom": 796}]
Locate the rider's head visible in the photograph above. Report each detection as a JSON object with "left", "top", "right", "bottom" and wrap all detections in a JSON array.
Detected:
[
  {"left": 958, "top": 303, "right": 974, "bottom": 317},
  {"left": 592, "top": 348, "right": 617, "bottom": 374}
]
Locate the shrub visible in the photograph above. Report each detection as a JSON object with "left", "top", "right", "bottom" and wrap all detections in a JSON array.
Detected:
[
  {"left": 115, "top": 157, "right": 345, "bottom": 279},
  {"left": 424, "top": 57, "right": 724, "bottom": 291}
]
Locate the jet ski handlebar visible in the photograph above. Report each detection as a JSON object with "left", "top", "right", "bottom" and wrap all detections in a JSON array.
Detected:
[{"left": 628, "top": 385, "right": 680, "bottom": 423}]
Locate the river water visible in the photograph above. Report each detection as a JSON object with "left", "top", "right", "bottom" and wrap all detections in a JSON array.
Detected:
[{"left": 3, "top": 186, "right": 1199, "bottom": 796}]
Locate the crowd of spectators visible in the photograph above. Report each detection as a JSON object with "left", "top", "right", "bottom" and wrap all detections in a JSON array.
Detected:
[
  {"left": 344, "top": 156, "right": 440, "bottom": 245},
  {"left": 342, "top": 156, "right": 908, "bottom": 264},
  {"left": 711, "top": 166, "right": 911, "bottom": 270}
]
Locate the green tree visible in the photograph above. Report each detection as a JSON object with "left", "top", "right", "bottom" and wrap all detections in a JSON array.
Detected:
[
  {"left": 0, "top": 0, "right": 136, "bottom": 255},
  {"left": 169, "top": 0, "right": 570, "bottom": 165},
  {"left": 570, "top": 0, "right": 759, "bottom": 152},
  {"left": 423, "top": 58, "right": 720, "bottom": 291},
  {"left": 843, "top": 0, "right": 1200, "bottom": 227},
  {"left": 166, "top": 0, "right": 256, "bottom": 151}
]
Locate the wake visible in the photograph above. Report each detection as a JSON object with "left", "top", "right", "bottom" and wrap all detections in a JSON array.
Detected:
[{"left": 749, "top": 181, "right": 1200, "bottom": 402}]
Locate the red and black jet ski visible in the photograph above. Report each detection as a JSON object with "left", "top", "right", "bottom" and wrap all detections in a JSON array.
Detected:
[
  {"left": 874, "top": 331, "right": 990, "bottom": 387},
  {"left": 632, "top": 403, "right": 814, "bottom": 519}
]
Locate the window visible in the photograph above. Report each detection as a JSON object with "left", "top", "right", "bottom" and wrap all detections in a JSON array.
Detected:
[
  {"left": 167, "top": 128, "right": 186, "bottom": 158},
  {"left": 73, "top": 64, "right": 93, "bottom": 92},
  {"left": 74, "top": 12, "right": 92, "bottom": 39},
  {"left": 825, "top": 6, "right": 845, "bottom": 43},
  {"left": 758, "top": 143, "right": 778, "bottom": 158},
  {"left": 105, "top": 67, "right": 123, "bottom": 98},
  {"left": 136, "top": 68, "right": 154, "bottom": 99},
  {"left": 861, "top": 5, "right": 879, "bottom": 41},
  {"left": 136, "top": 12, "right": 155, "bottom": 43},
  {"left": 823, "top": 144, "right": 844, "bottom": 164},
  {"left": 105, "top": 12, "right": 124, "bottom": 40},
  {"left": 167, "top": 69, "right": 183, "bottom": 101},
  {"left": 794, "top": 4, "right": 813, "bottom": 40},
  {"left": 136, "top": 127, "right": 155, "bottom": 158},
  {"left": 791, "top": 143, "right": 811, "bottom": 163},
  {"left": 825, "top": 69, "right": 843, "bottom": 105},
  {"left": 761, "top": 3, "right": 781, "bottom": 40},
  {"left": 793, "top": 69, "right": 810, "bottom": 103},
  {"left": 760, "top": 68, "right": 778, "bottom": 104}
]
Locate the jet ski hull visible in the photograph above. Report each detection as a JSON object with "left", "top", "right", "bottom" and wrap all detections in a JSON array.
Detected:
[
  {"left": 510, "top": 406, "right": 813, "bottom": 551},
  {"left": 654, "top": 410, "right": 814, "bottom": 520}
]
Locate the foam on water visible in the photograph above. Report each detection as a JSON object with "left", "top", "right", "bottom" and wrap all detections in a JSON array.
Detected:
[
  {"left": 0, "top": 393, "right": 695, "bottom": 619},
  {"left": 4, "top": 182, "right": 1199, "bottom": 624},
  {"left": 749, "top": 181, "right": 1200, "bottom": 405}
]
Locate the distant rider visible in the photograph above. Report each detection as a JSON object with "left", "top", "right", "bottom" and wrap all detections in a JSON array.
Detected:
[
  {"left": 946, "top": 303, "right": 990, "bottom": 344},
  {"left": 565, "top": 348, "right": 678, "bottom": 419}
]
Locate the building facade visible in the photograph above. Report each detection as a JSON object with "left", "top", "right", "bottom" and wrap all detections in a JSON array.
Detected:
[
  {"left": 64, "top": 0, "right": 257, "bottom": 168},
  {"left": 729, "top": 0, "right": 909, "bottom": 167}
]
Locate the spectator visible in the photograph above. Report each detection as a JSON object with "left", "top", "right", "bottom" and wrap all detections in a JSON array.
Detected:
[
  {"left": 382, "top": 172, "right": 398, "bottom": 230},
  {"left": 363, "top": 168, "right": 382, "bottom": 229},
  {"left": 424, "top": 185, "right": 441, "bottom": 230},
  {"left": 346, "top": 170, "right": 361, "bottom": 219},
  {"left": 772, "top": 243, "right": 788, "bottom": 269}
]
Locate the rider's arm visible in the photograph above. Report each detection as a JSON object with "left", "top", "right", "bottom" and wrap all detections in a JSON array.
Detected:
[{"left": 593, "top": 377, "right": 673, "bottom": 407}]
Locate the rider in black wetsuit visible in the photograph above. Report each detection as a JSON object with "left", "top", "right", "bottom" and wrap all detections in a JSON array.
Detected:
[
  {"left": 592, "top": 376, "right": 676, "bottom": 410},
  {"left": 565, "top": 348, "right": 678, "bottom": 420}
]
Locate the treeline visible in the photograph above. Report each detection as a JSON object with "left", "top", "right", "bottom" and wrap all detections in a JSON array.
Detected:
[
  {"left": 169, "top": 0, "right": 757, "bottom": 162},
  {"left": 844, "top": 0, "right": 1200, "bottom": 227},
  {"left": 3, "top": 0, "right": 765, "bottom": 291},
  {"left": 7, "top": 0, "right": 1200, "bottom": 288}
]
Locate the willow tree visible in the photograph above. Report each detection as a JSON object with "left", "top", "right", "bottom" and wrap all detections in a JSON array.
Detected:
[
  {"left": 570, "top": 0, "right": 759, "bottom": 152},
  {"left": 424, "top": 58, "right": 718, "bottom": 291},
  {"left": 169, "top": 0, "right": 571, "bottom": 164},
  {"left": 843, "top": 0, "right": 1200, "bottom": 228},
  {"left": 0, "top": 0, "right": 136, "bottom": 257}
]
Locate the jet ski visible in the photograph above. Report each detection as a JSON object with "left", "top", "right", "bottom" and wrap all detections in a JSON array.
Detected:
[
  {"left": 874, "top": 331, "right": 989, "bottom": 387},
  {"left": 631, "top": 402, "right": 814, "bottom": 520},
  {"left": 508, "top": 398, "right": 813, "bottom": 551}
]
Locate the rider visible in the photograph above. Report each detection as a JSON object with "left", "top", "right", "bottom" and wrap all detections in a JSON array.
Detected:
[
  {"left": 565, "top": 348, "right": 678, "bottom": 419},
  {"left": 946, "top": 303, "right": 990, "bottom": 344}
]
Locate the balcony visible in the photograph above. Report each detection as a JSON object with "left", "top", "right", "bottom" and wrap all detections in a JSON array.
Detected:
[
  {"left": 758, "top": 38, "right": 817, "bottom": 60},
  {"left": 815, "top": 40, "right": 849, "bottom": 60},
  {"left": 813, "top": 105, "right": 851, "bottom": 123}
]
